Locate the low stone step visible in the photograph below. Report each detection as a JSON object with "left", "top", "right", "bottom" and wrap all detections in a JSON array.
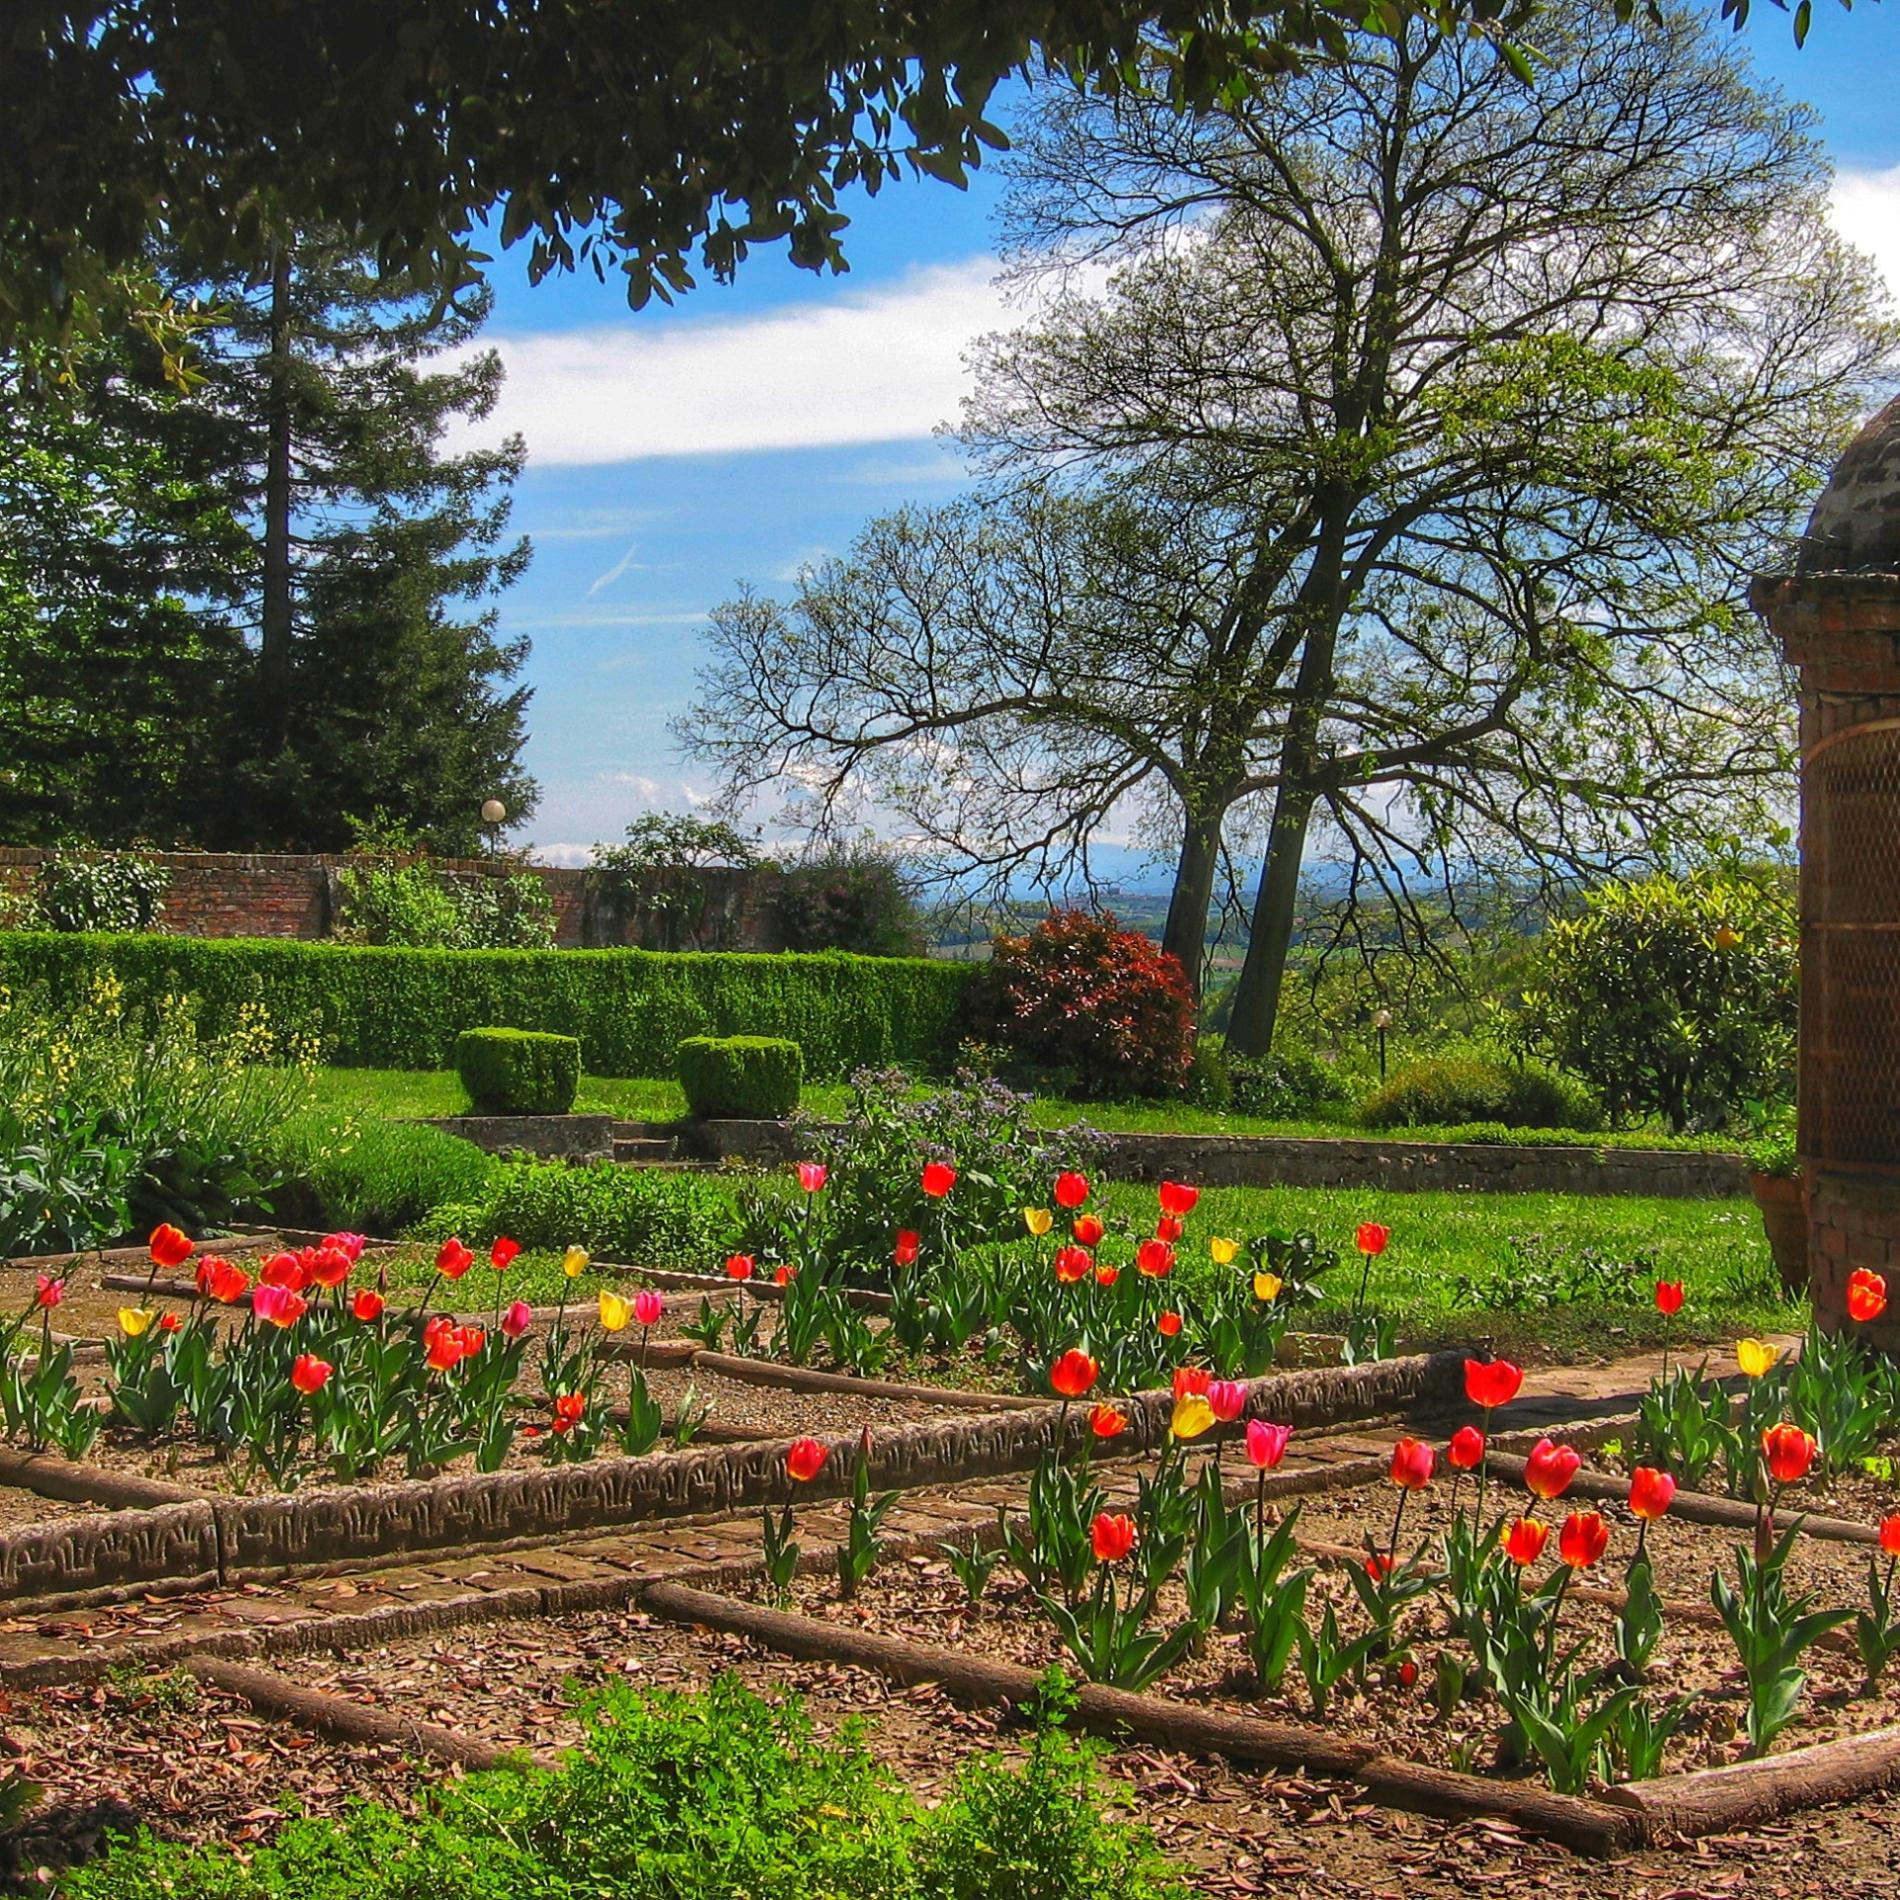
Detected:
[{"left": 613, "top": 1135, "right": 678, "bottom": 1162}]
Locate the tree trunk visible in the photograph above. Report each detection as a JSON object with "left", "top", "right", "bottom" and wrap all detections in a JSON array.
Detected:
[
  {"left": 1160, "top": 810, "right": 1223, "bottom": 1001},
  {"left": 1226, "top": 780, "right": 1317, "bottom": 1057},
  {"left": 259, "top": 242, "right": 295, "bottom": 746}
]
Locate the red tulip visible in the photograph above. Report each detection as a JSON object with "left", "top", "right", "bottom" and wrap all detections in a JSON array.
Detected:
[
  {"left": 252, "top": 1283, "right": 307, "bottom": 1329},
  {"left": 551, "top": 1392, "right": 586, "bottom": 1434},
  {"left": 1156, "top": 1310, "right": 1182, "bottom": 1337},
  {"left": 261, "top": 1251, "right": 310, "bottom": 1291},
  {"left": 308, "top": 1244, "right": 353, "bottom": 1289},
  {"left": 1054, "top": 1172, "right": 1090, "bottom": 1209},
  {"left": 501, "top": 1299, "right": 533, "bottom": 1339},
  {"left": 921, "top": 1161, "right": 957, "bottom": 1198},
  {"left": 1158, "top": 1180, "right": 1200, "bottom": 1218},
  {"left": 1448, "top": 1425, "right": 1485, "bottom": 1471},
  {"left": 1246, "top": 1420, "right": 1292, "bottom": 1470},
  {"left": 435, "top": 1237, "right": 474, "bottom": 1280},
  {"left": 633, "top": 1289, "right": 665, "bottom": 1327},
  {"left": 1849, "top": 1268, "right": 1888, "bottom": 1324},
  {"left": 1090, "top": 1512, "right": 1137, "bottom": 1563},
  {"left": 1136, "top": 1238, "right": 1175, "bottom": 1278},
  {"left": 423, "top": 1314, "right": 465, "bottom": 1370},
  {"left": 725, "top": 1253, "right": 755, "bottom": 1281},
  {"left": 1049, "top": 1349, "right": 1099, "bottom": 1399},
  {"left": 796, "top": 1161, "right": 828, "bottom": 1193},
  {"left": 1396, "top": 1659, "right": 1419, "bottom": 1689},
  {"left": 33, "top": 1275, "right": 63, "bottom": 1309},
  {"left": 352, "top": 1288, "right": 386, "bottom": 1323},
  {"left": 1090, "top": 1403, "right": 1128, "bottom": 1438},
  {"left": 199, "top": 1259, "right": 250, "bottom": 1304},
  {"left": 1463, "top": 1357, "right": 1523, "bottom": 1410},
  {"left": 786, "top": 1436, "right": 829, "bottom": 1482},
  {"left": 148, "top": 1224, "right": 194, "bottom": 1271},
  {"left": 1365, "top": 1552, "right": 1395, "bottom": 1582},
  {"left": 774, "top": 1263, "right": 796, "bottom": 1285},
  {"left": 290, "top": 1352, "right": 332, "bottom": 1395},
  {"left": 1388, "top": 1436, "right": 1434, "bottom": 1491},
  {"left": 490, "top": 1236, "right": 521, "bottom": 1272},
  {"left": 1207, "top": 1379, "right": 1247, "bottom": 1422},
  {"left": 325, "top": 1232, "right": 368, "bottom": 1263},
  {"left": 1762, "top": 1421, "right": 1817, "bottom": 1486},
  {"left": 1523, "top": 1437, "right": 1582, "bottom": 1501},
  {"left": 1072, "top": 1214, "right": 1106, "bottom": 1248},
  {"left": 893, "top": 1229, "right": 921, "bottom": 1266},
  {"left": 1628, "top": 1466, "right": 1676, "bottom": 1522},
  {"left": 1503, "top": 1517, "right": 1549, "bottom": 1566},
  {"left": 157, "top": 1312, "right": 181, "bottom": 1334},
  {"left": 455, "top": 1324, "right": 485, "bottom": 1359},
  {"left": 1053, "top": 1245, "right": 1092, "bottom": 1284},
  {"left": 1172, "top": 1366, "right": 1211, "bottom": 1400},
  {"left": 1355, "top": 1221, "right": 1390, "bottom": 1256},
  {"left": 1558, "top": 1510, "right": 1610, "bottom": 1569},
  {"left": 1155, "top": 1215, "right": 1184, "bottom": 1244},
  {"left": 1094, "top": 1264, "right": 1119, "bottom": 1287},
  {"left": 1654, "top": 1279, "right": 1685, "bottom": 1315},
  {"left": 1881, "top": 1514, "right": 1900, "bottom": 1557}
]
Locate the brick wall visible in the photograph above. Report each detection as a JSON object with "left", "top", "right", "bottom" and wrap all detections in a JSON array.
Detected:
[{"left": 0, "top": 848, "right": 778, "bottom": 951}]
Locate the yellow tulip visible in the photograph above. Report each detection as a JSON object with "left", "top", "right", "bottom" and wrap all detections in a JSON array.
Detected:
[
  {"left": 1170, "top": 1393, "right": 1217, "bottom": 1441},
  {"left": 1023, "top": 1206, "right": 1054, "bottom": 1238},
  {"left": 1209, "top": 1236, "right": 1239, "bottom": 1266},
  {"left": 598, "top": 1290, "right": 634, "bottom": 1333},
  {"left": 1714, "top": 925, "right": 1743, "bottom": 951},
  {"left": 117, "top": 1307, "right": 155, "bottom": 1338},
  {"left": 563, "top": 1245, "right": 591, "bottom": 1279},
  {"left": 1253, "top": 1271, "right": 1283, "bottom": 1304},
  {"left": 1736, "top": 1337, "right": 1777, "bottom": 1379}
]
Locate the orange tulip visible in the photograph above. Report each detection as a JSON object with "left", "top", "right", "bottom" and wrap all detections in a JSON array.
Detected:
[
  {"left": 1053, "top": 1245, "right": 1092, "bottom": 1285},
  {"left": 1628, "top": 1466, "right": 1676, "bottom": 1522},
  {"left": 435, "top": 1237, "right": 474, "bottom": 1280},
  {"left": 148, "top": 1224, "right": 194, "bottom": 1271},
  {"left": 1136, "top": 1238, "right": 1175, "bottom": 1278},
  {"left": 1049, "top": 1349, "right": 1098, "bottom": 1399},
  {"left": 1503, "top": 1517, "right": 1548, "bottom": 1566},
  {"left": 1089, "top": 1403, "right": 1128, "bottom": 1438},
  {"left": 1090, "top": 1512, "right": 1137, "bottom": 1563},
  {"left": 1355, "top": 1221, "right": 1390, "bottom": 1256},
  {"left": 351, "top": 1288, "right": 386, "bottom": 1323},
  {"left": 1849, "top": 1268, "right": 1888, "bottom": 1324},
  {"left": 1558, "top": 1510, "right": 1610, "bottom": 1569},
  {"left": 786, "top": 1437, "right": 829, "bottom": 1481},
  {"left": 1881, "top": 1514, "right": 1900, "bottom": 1557},
  {"left": 1762, "top": 1422, "right": 1817, "bottom": 1486},
  {"left": 1156, "top": 1309, "right": 1182, "bottom": 1337},
  {"left": 1072, "top": 1213, "right": 1106, "bottom": 1248},
  {"left": 290, "top": 1353, "right": 333, "bottom": 1395}
]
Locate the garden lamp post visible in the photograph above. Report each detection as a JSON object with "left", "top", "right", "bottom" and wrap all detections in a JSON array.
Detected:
[
  {"left": 480, "top": 797, "right": 507, "bottom": 857},
  {"left": 1373, "top": 1008, "right": 1392, "bottom": 1081}
]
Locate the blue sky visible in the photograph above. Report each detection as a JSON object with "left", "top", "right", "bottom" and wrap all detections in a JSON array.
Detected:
[{"left": 468, "top": 10, "right": 1900, "bottom": 870}]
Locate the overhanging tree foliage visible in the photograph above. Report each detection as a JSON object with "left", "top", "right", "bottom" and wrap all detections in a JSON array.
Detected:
[
  {"left": 683, "top": 5, "right": 1895, "bottom": 1046},
  {"left": 0, "top": 0, "right": 1847, "bottom": 356}
]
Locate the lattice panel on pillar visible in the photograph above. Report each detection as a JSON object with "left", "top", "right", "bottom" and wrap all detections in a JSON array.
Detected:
[{"left": 1806, "top": 723, "right": 1900, "bottom": 1168}]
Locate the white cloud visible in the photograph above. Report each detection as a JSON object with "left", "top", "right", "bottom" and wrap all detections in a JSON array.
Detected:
[
  {"left": 584, "top": 542, "right": 651, "bottom": 597},
  {"left": 1833, "top": 165, "right": 1900, "bottom": 300},
  {"left": 524, "top": 506, "right": 671, "bottom": 540},
  {"left": 461, "top": 257, "right": 1018, "bottom": 465}
]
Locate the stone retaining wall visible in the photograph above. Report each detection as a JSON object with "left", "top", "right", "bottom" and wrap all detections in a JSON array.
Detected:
[
  {"left": 419, "top": 1113, "right": 616, "bottom": 1162},
  {"left": 681, "top": 1119, "right": 1750, "bottom": 1199}
]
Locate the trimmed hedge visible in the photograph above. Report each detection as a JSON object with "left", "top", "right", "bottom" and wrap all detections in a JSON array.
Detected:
[
  {"left": 0, "top": 931, "right": 971, "bottom": 1079},
  {"left": 678, "top": 1034, "right": 803, "bottom": 1118},
  {"left": 1357, "top": 1054, "right": 1602, "bottom": 1132},
  {"left": 455, "top": 1027, "right": 581, "bottom": 1114}
]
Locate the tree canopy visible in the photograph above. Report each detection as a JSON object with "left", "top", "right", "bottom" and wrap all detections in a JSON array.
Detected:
[
  {"left": 682, "top": 5, "right": 1895, "bottom": 1049},
  {"left": 0, "top": 0, "right": 1837, "bottom": 352}
]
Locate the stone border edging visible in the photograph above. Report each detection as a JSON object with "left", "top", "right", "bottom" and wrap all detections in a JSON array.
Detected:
[
  {"left": 639, "top": 1580, "right": 1638, "bottom": 1856},
  {"left": 0, "top": 1351, "right": 1461, "bottom": 1608}
]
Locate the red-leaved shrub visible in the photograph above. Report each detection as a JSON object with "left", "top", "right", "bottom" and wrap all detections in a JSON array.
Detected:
[{"left": 967, "top": 910, "right": 1195, "bottom": 1098}]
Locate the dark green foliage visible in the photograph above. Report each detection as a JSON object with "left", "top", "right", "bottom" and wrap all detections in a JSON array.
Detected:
[
  {"left": 59, "top": 1674, "right": 1184, "bottom": 1900},
  {"left": 1514, "top": 872, "right": 1797, "bottom": 1132},
  {"left": 1357, "top": 1054, "right": 1601, "bottom": 1132},
  {"left": 0, "top": 932, "right": 971, "bottom": 1079},
  {"left": 422, "top": 1158, "right": 729, "bottom": 1267},
  {"left": 1192, "top": 1036, "right": 1346, "bottom": 1120},
  {"left": 677, "top": 1035, "right": 804, "bottom": 1119},
  {"left": 455, "top": 1028, "right": 580, "bottom": 1115},
  {"left": 24, "top": 850, "right": 170, "bottom": 932},
  {"left": 776, "top": 843, "right": 928, "bottom": 956},
  {"left": 269, "top": 1114, "right": 500, "bottom": 1237}
]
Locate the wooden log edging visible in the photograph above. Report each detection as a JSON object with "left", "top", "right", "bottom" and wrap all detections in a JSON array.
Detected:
[
  {"left": 0, "top": 1348, "right": 1461, "bottom": 1606},
  {"left": 0, "top": 1444, "right": 201, "bottom": 1512},
  {"left": 182, "top": 1656, "right": 545, "bottom": 1773},
  {"left": 639, "top": 1581, "right": 1640, "bottom": 1856},
  {"left": 1604, "top": 1724, "right": 1900, "bottom": 1836}
]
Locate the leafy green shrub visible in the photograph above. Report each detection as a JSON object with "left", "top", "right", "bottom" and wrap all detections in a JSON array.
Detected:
[
  {"left": 677, "top": 1034, "right": 804, "bottom": 1118},
  {"left": 455, "top": 1027, "right": 581, "bottom": 1114},
  {"left": 776, "top": 842, "right": 927, "bottom": 956},
  {"left": 1228, "top": 1047, "right": 1347, "bottom": 1120},
  {"left": 418, "top": 1157, "right": 729, "bottom": 1267},
  {"left": 270, "top": 1112, "right": 500, "bottom": 1236},
  {"left": 1186, "top": 1036, "right": 1233, "bottom": 1111},
  {"left": 1513, "top": 871, "right": 1796, "bottom": 1132},
  {"left": 966, "top": 911, "right": 1194, "bottom": 1099},
  {"left": 61, "top": 1676, "right": 1184, "bottom": 1900},
  {"left": 27, "top": 849, "right": 169, "bottom": 932},
  {"left": 0, "top": 932, "right": 971, "bottom": 1079},
  {"left": 335, "top": 825, "right": 559, "bottom": 951},
  {"left": 1356, "top": 1053, "right": 1601, "bottom": 1132}
]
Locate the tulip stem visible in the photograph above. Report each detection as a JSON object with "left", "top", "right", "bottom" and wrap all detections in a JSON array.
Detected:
[
  {"left": 1256, "top": 1468, "right": 1267, "bottom": 1549},
  {"left": 1543, "top": 1566, "right": 1574, "bottom": 1683},
  {"left": 1387, "top": 1488, "right": 1409, "bottom": 1575}
]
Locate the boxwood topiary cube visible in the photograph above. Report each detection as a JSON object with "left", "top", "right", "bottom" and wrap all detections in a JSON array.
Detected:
[
  {"left": 676, "top": 1035, "right": 803, "bottom": 1119},
  {"left": 455, "top": 1027, "right": 581, "bottom": 1115}
]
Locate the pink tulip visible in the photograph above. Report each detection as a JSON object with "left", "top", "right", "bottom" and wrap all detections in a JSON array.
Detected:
[
  {"left": 252, "top": 1283, "right": 307, "bottom": 1328},
  {"left": 1207, "top": 1379, "right": 1247, "bottom": 1422},
  {"left": 633, "top": 1289, "right": 665, "bottom": 1327},
  {"left": 323, "top": 1231, "right": 369, "bottom": 1263},
  {"left": 797, "top": 1161, "right": 828, "bottom": 1193},
  {"left": 1246, "top": 1420, "right": 1292, "bottom": 1469},
  {"left": 501, "top": 1300, "right": 533, "bottom": 1339}
]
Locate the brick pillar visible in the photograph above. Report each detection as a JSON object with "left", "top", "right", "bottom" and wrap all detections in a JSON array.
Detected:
[{"left": 1751, "top": 395, "right": 1900, "bottom": 1339}]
